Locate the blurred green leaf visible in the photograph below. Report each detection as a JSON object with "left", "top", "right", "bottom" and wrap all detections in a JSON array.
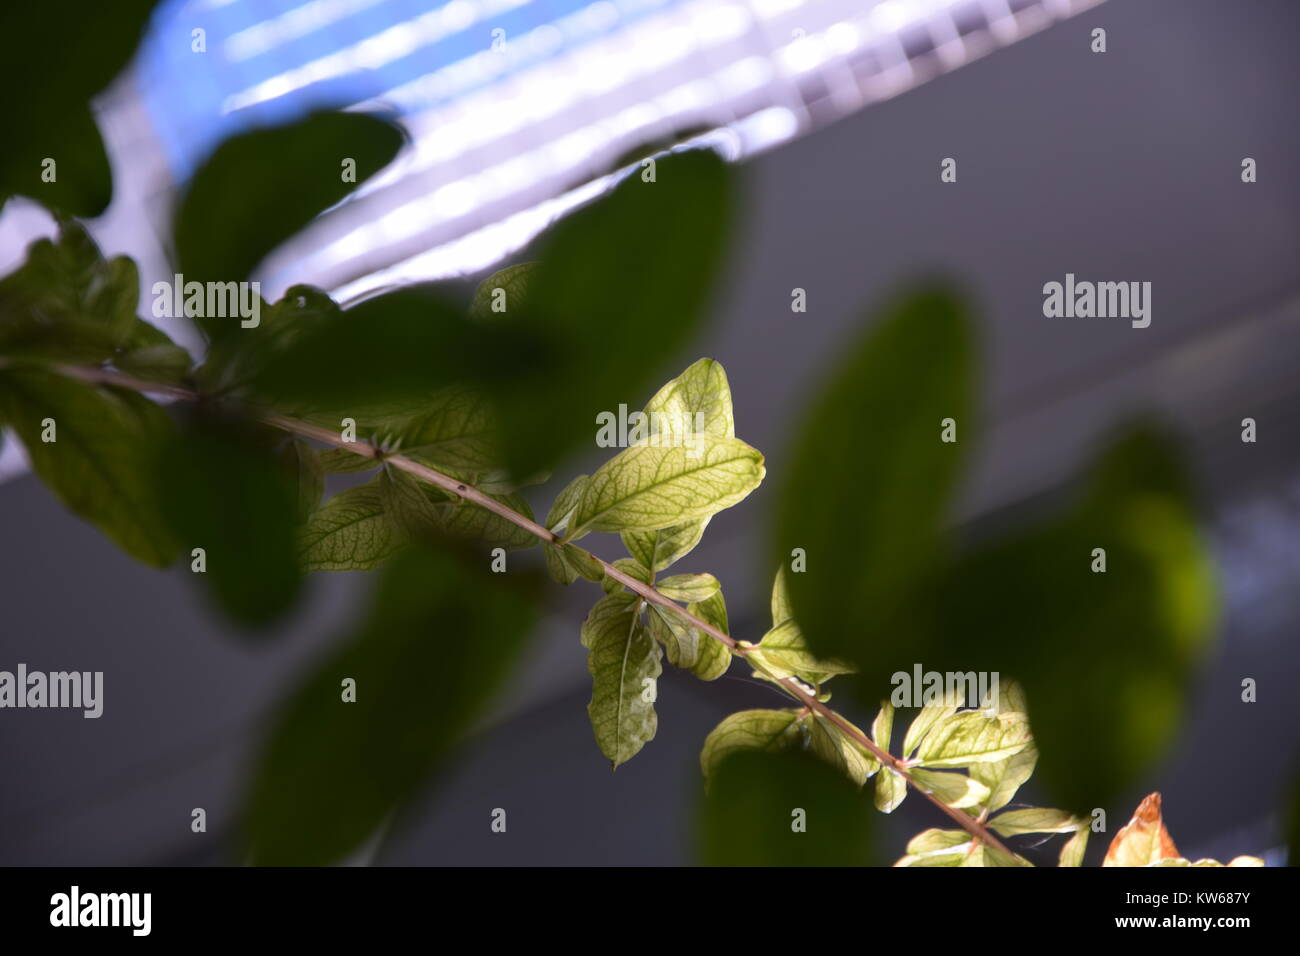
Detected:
[
  {"left": 773, "top": 284, "right": 974, "bottom": 674},
  {"left": 279, "top": 438, "right": 325, "bottom": 523},
  {"left": 896, "top": 828, "right": 970, "bottom": 867},
  {"left": 174, "top": 111, "right": 404, "bottom": 327},
  {"left": 571, "top": 436, "right": 764, "bottom": 535},
  {"left": 0, "top": 1, "right": 157, "bottom": 216},
  {"left": 0, "top": 367, "right": 178, "bottom": 565},
  {"left": 934, "top": 425, "right": 1217, "bottom": 812},
  {"left": 0, "top": 223, "right": 145, "bottom": 362},
  {"left": 157, "top": 416, "right": 302, "bottom": 626},
  {"left": 469, "top": 263, "right": 535, "bottom": 322},
  {"left": 699, "top": 749, "right": 874, "bottom": 865},
  {"left": 244, "top": 544, "right": 539, "bottom": 864},
  {"left": 478, "top": 149, "right": 735, "bottom": 477}
]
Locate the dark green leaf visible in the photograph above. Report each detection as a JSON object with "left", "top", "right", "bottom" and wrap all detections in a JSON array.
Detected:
[
  {"left": 157, "top": 416, "right": 303, "bottom": 626},
  {"left": 698, "top": 749, "right": 874, "bottom": 865},
  {"left": 243, "top": 545, "right": 539, "bottom": 864},
  {"left": 174, "top": 111, "right": 404, "bottom": 335},
  {"left": 773, "top": 284, "right": 974, "bottom": 676},
  {"left": 0, "top": 1, "right": 157, "bottom": 217},
  {"left": 0, "top": 367, "right": 178, "bottom": 565}
]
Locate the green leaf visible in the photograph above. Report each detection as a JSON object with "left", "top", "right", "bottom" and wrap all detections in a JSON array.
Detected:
[
  {"left": 318, "top": 446, "right": 382, "bottom": 474},
  {"left": 571, "top": 435, "right": 764, "bottom": 535},
  {"left": 544, "top": 541, "right": 605, "bottom": 586},
  {"left": 381, "top": 386, "right": 501, "bottom": 476},
  {"left": 0, "top": 224, "right": 143, "bottom": 362},
  {"left": 621, "top": 519, "right": 709, "bottom": 573},
  {"left": 699, "top": 749, "right": 874, "bottom": 865},
  {"left": 896, "top": 829, "right": 971, "bottom": 867},
  {"left": 299, "top": 478, "right": 403, "bottom": 572},
  {"left": 914, "top": 711, "right": 1031, "bottom": 768},
  {"left": 642, "top": 357, "right": 735, "bottom": 444},
  {"left": 699, "top": 709, "right": 806, "bottom": 786},
  {"left": 580, "top": 592, "right": 638, "bottom": 648},
  {"left": 469, "top": 263, "right": 535, "bottom": 322},
  {"left": 746, "top": 619, "right": 856, "bottom": 685},
  {"left": 174, "top": 111, "right": 404, "bottom": 319},
  {"left": 379, "top": 466, "right": 445, "bottom": 537},
  {"left": 990, "top": 807, "right": 1078, "bottom": 837},
  {"left": 773, "top": 284, "right": 974, "bottom": 677},
  {"left": 684, "top": 589, "right": 733, "bottom": 681},
  {"left": 909, "top": 768, "right": 990, "bottom": 809},
  {"left": 243, "top": 545, "right": 539, "bottom": 864},
  {"left": 157, "top": 417, "right": 303, "bottom": 626},
  {"left": 241, "top": 286, "right": 464, "bottom": 412},
  {"left": 0, "top": 367, "right": 178, "bottom": 566},
  {"left": 935, "top": 425, "right": 1217, "bottom": 812},
  {"left": 279, "top": 438, "right": 325, "bottom": 523},
  {"left": 0, "top": 1, "right": 157, "bottom": 217},
  {"left": 871, "top": 700, "right": 895, "bottom": 754},
  {"left": 584, "top": 596, "right": 661, "bottom": 768},
  {"left": 1059, "top": 826, "right": 1089, "bottom": 867},
  {"left": 475, "top": 149, "right": 736, "bottom": 478},
  {"left": 809, "top": 714, "right": 879, "bottom": 786},
  {"left": 971, "top": 741, "right": 1038, "bottom": 812},
  {"left": 875, "top": 767, "right": 907, "bottom": 813},
  {"left": 902, "top": 702, "right": 959, "bottom": 758},
  {"left": 655, "top": 573, "right": 720, "bottom": 603},
  {"left": 647, "top": 600, "right": 729, "bottom": 681},
  {"left": 601, "top": 556, "right": 651, "bottom": 594},
  {"left": 545, "top": 474, "right": 589, "bottom": 534}
]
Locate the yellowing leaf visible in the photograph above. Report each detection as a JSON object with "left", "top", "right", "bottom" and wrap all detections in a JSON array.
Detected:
[{"left": 1102, "top": 792, "right": 1180, "bottom": 867}]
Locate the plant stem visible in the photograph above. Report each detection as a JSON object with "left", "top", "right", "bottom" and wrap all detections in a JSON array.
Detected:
[{"left": 49, "top": 363, "right": 1015, "bottom": 857}]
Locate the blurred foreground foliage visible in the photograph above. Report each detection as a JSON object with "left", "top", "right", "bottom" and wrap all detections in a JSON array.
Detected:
[{"left": 0, "top": 15, "right": 1277, "bottom": 864}]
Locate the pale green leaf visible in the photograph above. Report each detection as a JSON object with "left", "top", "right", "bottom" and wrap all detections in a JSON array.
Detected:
[
  {"left": 602, "top": 556, "right": 651, "bottom": 593},
  {"left": 872, "top": 700, "right": 895, "bottom": 754},
  {"left": 585, "top": 598, "right": 662, "bottom": 768},
  {"left": 621, "top": 518, "right": 709, "bottom": 572},
  {"left": 546, "top": 473, "right": 588, "bottom": 534},
  {"left": 641, "top": 357, "right": 734, "bottom": 443},
  {"left": 580, "top": 592, "right": 638, "bottom": 649},
  {"left": 875, "top": 767, "right": 907, "bottom": 813},
  {"left": 685, "top": 590, "right": 732, "bottom": 681},
  {"left": 747, "top": 619, "right": 856, "bottom": 685},
  {"left": 544, "top": 541, "right": 604, "bottom": 585},
  {"left": 699, "top": 708, "right": 806, "bottom": 786},
  {"left": 810, "top": 714, "right": 879, "bottom": 786},
  {"left": 991, "top": 807, "right": 1079, "bottom": 837},
  {"left": 1059, "top": 826, "right": 1089, "bottom": 867},
  {"left": 656, "top": 572, "right": 720, "bottom": 603},
  {"left": 915, "top": 711, "right": 1031, "bottom": 768},
  {"left": 895, "top": 829, "right": 971, "bottom": 867},
  {"left": 571, "top": 435, "right": 764, "bottom": 535},
  {"left": 909, "top": 768, "right": 990, "bottom": 809},
  {"left": 902, "top": 702, "right": 959, "bottom": 758},
  {"left": 971, "top": 740, "right": 1038, "bottom": 812}
]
